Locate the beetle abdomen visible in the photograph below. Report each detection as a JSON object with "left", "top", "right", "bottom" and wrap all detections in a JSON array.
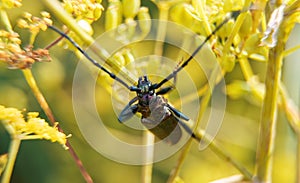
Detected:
[
  {"left": 142, "top": 115, "right": 182, "bottom": 145},
  {"left": 141, "top": 95, "right": 182, "bottom": 144}
]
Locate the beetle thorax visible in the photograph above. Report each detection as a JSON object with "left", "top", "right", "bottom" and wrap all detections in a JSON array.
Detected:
[{"left": 136, "top": 76, "right": 155, "bottom": 107}]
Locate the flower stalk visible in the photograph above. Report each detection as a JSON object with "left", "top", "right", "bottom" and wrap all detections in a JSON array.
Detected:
[
  {"left": 1, "top": 138, "right": 21, "bottom": 183},
  {"left": 254, "top": 33, "right": 282, "bottom": 183},
  {"left": 254, "top": 1, "right": 300, "bottom": 181}
]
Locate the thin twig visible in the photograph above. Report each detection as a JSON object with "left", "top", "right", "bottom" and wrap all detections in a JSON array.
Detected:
[
  {"left": 22, "top": 69, "right": 94, "bottom": 183},
  {"left": 44, "top": 30, "right": 69, "bottom": 50}
]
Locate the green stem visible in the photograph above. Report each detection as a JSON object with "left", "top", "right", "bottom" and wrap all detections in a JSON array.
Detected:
[
  {"left": 154, "top": 2, "right": 169, "bottom": 57},
  {"left": 254, "top": 28, "right": 284, "bottom": 183},
  {"left": 0, "top": 9, "right": 13, "bottom": 32},
  {"left": 238, "top": 57, "right": 254, "bottom": 81},
  {"left": 222, "top": 13, "right": 245, "bottom": 55},
  {"left": 222, "top": 0, "right": 252, "bottom": 55},
  {"left": 296, "top": 134, "right": 300, "bottom": 182},
  {"left": 283, "top": 44, "right": 300, "bottom": 57},
  {"left": 22, "top": 69, "right": 56, "bottom": 122},
  {"left": 141, "top": 131, "right": 155, "bottom": 183},
  {"left": 1, "top": 138, "right": 21, "bottom": 183}
]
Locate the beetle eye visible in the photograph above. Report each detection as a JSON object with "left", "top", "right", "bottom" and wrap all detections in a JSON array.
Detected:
[{"left": 138, "top": 93, "right": 143, "bottom": 97}]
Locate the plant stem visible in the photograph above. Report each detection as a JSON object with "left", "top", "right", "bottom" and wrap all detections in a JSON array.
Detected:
[
  {"left": 141, "top": 131, "right": 155, "bottom": 183},
  {"left": 283, "top": 44, "right": 300, "bottom": 57},
  {"left": 253, "top": 27, "right": 284, "bottom": 183},
  {"left": 296, "top": 134, "right": 300, "bottom": 182},
  {"left": 253, "top": 1, "right": 300, "bottom": 178},
  {"left": 0, "top": 10, "right": 13, "bottom": 32},
  {"left": 22, "top": 69, "right": 56, "bottom": 122},
  {"left": 1, "top": 138, "right": 21, "bottom": 183},
  {"left": 222, "top": 0, "right": 251, "bottom": 55},
  {"left": 22, "top": 69, "right": 93, "bottom": 183},
  {"left": 154, "top": 1, "right": 169, "bottom": 57}
]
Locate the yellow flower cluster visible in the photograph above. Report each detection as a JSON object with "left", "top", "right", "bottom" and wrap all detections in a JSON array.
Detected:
[
  {"left": 17, "top": 12, "right": 53, "bottom": 35},
  {"left": 0, "top": 12, "right": 52, "bottom": 69},
  {"left": 0, "top": 105, "right": 70, "bottom": 150},
  {"left": 56, "top": 1, "right": 104, "bottom": 56},
  {"left": 0, "top": 30, "right": 51, "bottom": 69},
  {"left": 0, "top": 30, "right": 22, "bottom": 56},
  {"left": 63, "top": 0, "right": 104, "bottom": 23}
]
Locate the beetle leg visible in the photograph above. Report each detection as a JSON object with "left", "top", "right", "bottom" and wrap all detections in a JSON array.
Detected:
[
  {"left": 118, "top": 97, "right": 139, "bottom": 123},
  {"left": 167, "top": 104, "right": 189, "bottom": 121},
  {"left": 177, "top": 119, "right": 199, "bottom": 141},
  {"left": 156, "top": 86, "right": 173, "bottom": 95}
]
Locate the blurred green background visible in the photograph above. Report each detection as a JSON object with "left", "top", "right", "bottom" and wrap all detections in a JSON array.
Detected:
[{"left": 0, "top": 0, "right": 299, "bottom": 182}]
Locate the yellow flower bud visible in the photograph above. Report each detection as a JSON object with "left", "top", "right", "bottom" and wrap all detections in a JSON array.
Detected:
[
  {"left": 125, "top": 18, "right": 137, "bottom": 40},
  {"left": 122, "top": 49, "right": 135, "bottom": 65},
  {"left": 1, "top": 0, "right": 22, "bottom": 9},
  {"left": 23, "top": 12, "right": 32, "bottom": 20},
  {"left": 43, "top": 18, "right": 53, "bottom": 26},
  {"left": 122, "top": 0, "right": 140, "bottom": 19},
  {"left": 0, "top": 30, "right": 8, "bottom": 37},
  {"left": 138, "top": 7, "right": 151, "bottom": 34},
  {"left": 113, "top": 51, "right": 125, "bottom": 69},
  {"left": 239, "top": 11, "right": 252, "bottom": 38},
  {"left": 105, "top": 5, "right": 120, "bottom": 31},
  {"left": 170, "top": 3, "right": 196, "bottom": 28},
  {"left": 218, "top": 19, "right": 234, "bottom": 39},
  {"left": 222, "top": 54, "right": 236, "bottom": 72},
  {"left": 226, "top": 80, "right": 249, "bottom": 100},
  {"left": 244, "top": 33, "right": 261, "bottom": 55},
  {"left": 77, "top": 19, "right": 93, "bottom": 35},
  {"left": 223, "top": 0, "right": 233, "bottom": 12},
  {"left": 10, "top": 37, "right": 21, "bottom": 45},
  {"left": 40, "top": 11, "right": 50, "bottom": 18},
  {"left": 94, "top": 4, "right": 104, "bottom": 20},
  {"left": 7, "top": 43, "right": 21, "bottom": 53}
]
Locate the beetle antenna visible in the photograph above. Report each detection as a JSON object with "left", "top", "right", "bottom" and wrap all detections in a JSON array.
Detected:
[
  {"left": 152, "top": 11, "right": 241, "bottom": 90},
  {"left": 47, "top": 25, "right": 137, "bottom": 91}
]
